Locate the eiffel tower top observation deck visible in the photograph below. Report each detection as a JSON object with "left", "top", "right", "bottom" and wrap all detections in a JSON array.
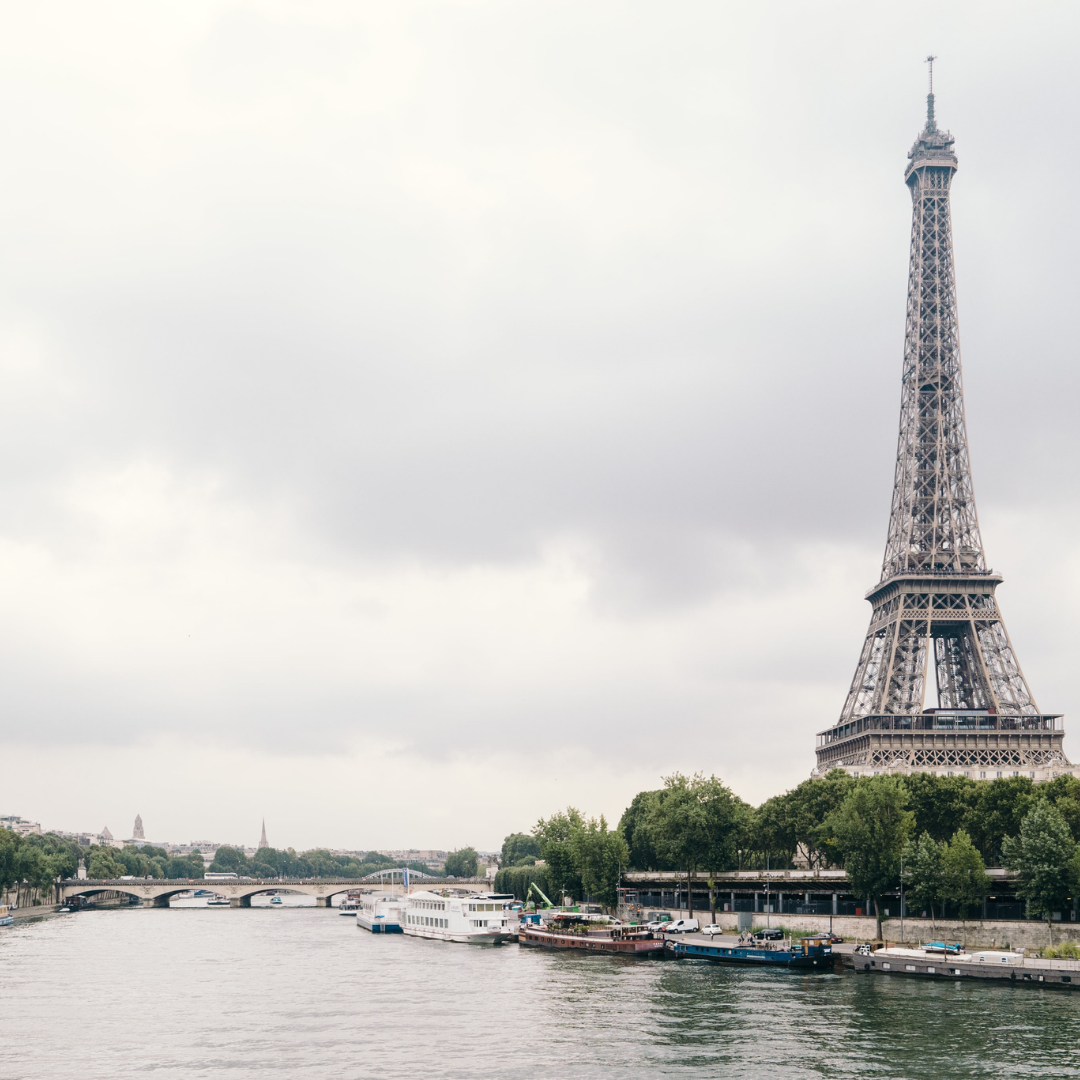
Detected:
[{"left": 815, "top": 66, "right": 1073, "bottom": 781}]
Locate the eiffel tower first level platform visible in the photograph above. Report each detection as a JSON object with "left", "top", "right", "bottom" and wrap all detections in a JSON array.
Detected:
[{"left": 814, "top": 69, "right": 1074, "bottom": 782}]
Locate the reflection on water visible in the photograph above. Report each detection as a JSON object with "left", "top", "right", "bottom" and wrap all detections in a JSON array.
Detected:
[{"left": 1, "top": 907, "right": 1079, "bottom": 1079}]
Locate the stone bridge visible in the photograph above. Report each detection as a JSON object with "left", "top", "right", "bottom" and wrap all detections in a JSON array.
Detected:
[{"left": 59, "top": 876, "right": 491, "bottom": 909}]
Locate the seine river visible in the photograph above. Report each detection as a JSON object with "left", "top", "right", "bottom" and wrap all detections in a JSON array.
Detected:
[{"left": 2, "top": 899, "right": 1080, "bottom": 1079}]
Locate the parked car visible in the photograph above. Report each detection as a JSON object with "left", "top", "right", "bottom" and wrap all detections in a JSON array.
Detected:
[
  {"left": 702, "top": 924, "right": 724, "bottom": 937},
  {"left": 664, "top": 919, "right": 700, "bottom": 934},
  {"left": 646, "top": 919, "right": 671, "bottom": 932},
  {"left": 750, "top": 928, "right": 784, "bottom": 941},
  {"left": 824, "top": 932, "right": 844, "bottom": 944}
]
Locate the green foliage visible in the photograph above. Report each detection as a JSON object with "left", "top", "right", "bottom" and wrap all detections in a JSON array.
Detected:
[
  {"left": 444, "top": 848, "right": 479, "bottom": 878},
  {"left": 1002, "top": 801, "right": 1080, "bottom": 930},
  {"left": 493, "top": 864, "right": 552, "bottom": 902},
  {"left": 535, "top": 808, "right": 586, "bottom": 901},
  {"left": 87, "top": 847, "right": 125, "bottom": 879},
  {"left": 646, "top": 773, "right": 750, "bottom": 876},
  {"left": 902, "top": 831, "right": 946, "bottom": 923},
  {"left": 500, "top": 833, "right": 541, "bottom": 867},
  {"left": 940, "top": 829, "right": 991, "bottom": 920},
  {"left": 1042, "top": 942, "right": 1080, "bottom": 960},
  {"left": 758, "top": 770, "right": 855, "bottom": 869},
  {"left": 970, "top": 776, "right": 1035, "bottom": 865},
  {"left": 903, "top": 773, "right": 979, "bottom": 843},
  {"left": 824, "top": 775, "right": 914, "bottom": 936},
  {"left": 207, "top": 845, "right": 437, "bottom": 880},
  {"left": 618, "top": 790, "right": 674, "bottom": 871},
  {"left": 1040, "top": 775, "right": 1080, "bottom": 843},
  {"left": 568, "top": 815, "right": 628, "bottom": 907}
]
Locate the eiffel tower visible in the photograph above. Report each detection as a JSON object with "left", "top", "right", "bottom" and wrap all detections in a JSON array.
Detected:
[{"left": 815, "top": 63, "right": 1072, "bottom": 781}]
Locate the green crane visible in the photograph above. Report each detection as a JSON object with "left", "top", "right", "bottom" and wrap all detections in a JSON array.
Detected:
[{"left": 528, "top": 882, "right": 554, "bottom": 909}]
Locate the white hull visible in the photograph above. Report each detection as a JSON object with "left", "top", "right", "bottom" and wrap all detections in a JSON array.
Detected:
[
  {"left": 356, "top": 912, "right": 402, "bottom": 932},
  {"left": 402, "top": 925, "right": 512, "bottom": 945}
]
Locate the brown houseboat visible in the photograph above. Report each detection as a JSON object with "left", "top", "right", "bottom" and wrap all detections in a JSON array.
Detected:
[{"left": 519, "top": 914, "right": 665, "bottom": 956}]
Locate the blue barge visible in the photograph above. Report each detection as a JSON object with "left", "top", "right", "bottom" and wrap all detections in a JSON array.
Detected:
[{"left": 666, "top": 933, "right": 833, "bottom": 969}]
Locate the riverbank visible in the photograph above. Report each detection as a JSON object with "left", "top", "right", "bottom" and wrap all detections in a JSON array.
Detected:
[
  {"left": 634, "top": 908, "right": 1080, "bottom": 950},
  {"left": 10, "top": 904, "right": 60, "bottom": 921}
]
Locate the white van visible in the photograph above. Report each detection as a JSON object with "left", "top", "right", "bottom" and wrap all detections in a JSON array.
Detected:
[{"left": 663, "top": 919, "right": 699, "bottom": 934}]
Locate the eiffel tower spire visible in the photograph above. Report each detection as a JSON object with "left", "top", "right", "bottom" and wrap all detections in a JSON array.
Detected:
[{"left": 815, "top": 75, "right": 1071, "bottom": 780}]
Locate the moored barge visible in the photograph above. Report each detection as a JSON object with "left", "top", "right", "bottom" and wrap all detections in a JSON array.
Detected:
[
  {"left": 845, "top": 945, "right": 1080, "bottom": 988},
  {"left": 667, "top": 931, "right": 833, "bottom": 969},
  {"left": 520, "top": 914, "right": 665, "bottom": 956}
]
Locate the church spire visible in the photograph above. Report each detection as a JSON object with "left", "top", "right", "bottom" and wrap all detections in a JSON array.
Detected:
[{"left": 258, "top": 819, "right": 269, "bottom": 850}]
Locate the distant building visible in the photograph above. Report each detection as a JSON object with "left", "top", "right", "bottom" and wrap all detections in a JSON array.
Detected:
[
  {"left": 259, "top": 819, "right": 269, "bottom": 850},
  {"left": 132, "top": 814, "right": 145, "bottom": 840},
  {"left": 0, "top": 816, "right": 41, "bottom": 836}
]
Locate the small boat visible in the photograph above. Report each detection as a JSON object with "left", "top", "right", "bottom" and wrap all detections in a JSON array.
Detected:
[
  {"left": 520, "top": 913, "right": 664, "bottom": 956},
  {"left": 0, "top": 905, "right": 13, "bottom": 927},
  {"left": 666, "top": 930, "right": 833, "bottom": 969},
  {"left": 206, "top": 894, "right": 231, "bottom": 906},
  {"left": 402, "top": 891, "right": 515, "bottom": 944},
  {"left": 357, "top": 893, "right": 405, "bottom": 933},
  {"left": 270, "top": 896, "right": 283, "bottom": 905},
  {"left": 338, "top": 896, "right": 360, "bottom": 914},
  {"left": 57, "top": 907, "right": 71, "bottom": 914}
]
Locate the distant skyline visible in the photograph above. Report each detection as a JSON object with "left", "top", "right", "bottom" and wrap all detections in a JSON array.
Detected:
[{"left": 2, "top": 3, "right": 1080, "bottom": 850}]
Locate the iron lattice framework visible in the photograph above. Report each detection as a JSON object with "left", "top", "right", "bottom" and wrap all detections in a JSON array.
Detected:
[{"left": 815, "top": 83, "right": 1070, "bottom": 778}]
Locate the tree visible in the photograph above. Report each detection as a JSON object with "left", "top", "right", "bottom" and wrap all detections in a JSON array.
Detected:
[
  {"left": 208, "top": 846, "right": 250, "bottom": 874},
  {"left": 618, "top": 790, "right": 673, "bottom": 871},
  {"left": 87, "top": 847, "right": 124, "bottom": 880},
  {"left": 968, "top": 776, "right": 1035, "bottom": 865},
  {"left": 1040, "top": 774, "right": 1080, "bottom": 844},
  {"left": 500, "top": 833, "right": 541, "bottom": 867},
  {"left": 1002, "top": 801, "right": 1080, "bottom": 947},
  {"left": 903, "top": 773, "right": 978, "bottom": 844},
  {"left": 535, "top": 809, "right": 585, "bottom": 902},
  {"left": 568, "top": 815, "right": 628, "bottom": 907},
  {"left": 902, "top": 831, "right": 946, "bottom": 931},
  {"left": 782, "top": 770, "right": 856, "bottom": 869},
  {"left": 823, "top": 776, "right": 914, "bottom": 939},
  {"left": 445, "top": 847, "right": 479, "bottom": 878},
  {"left": 940, "top": 829, "right": 990, "bottom": 943},
  {"left": 646, "top": 773, "right": 748, "bottom": 921}
]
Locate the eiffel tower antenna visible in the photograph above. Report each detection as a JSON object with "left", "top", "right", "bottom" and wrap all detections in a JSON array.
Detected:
[
  {"left": 925, "top": 55, "right": 937, "bottom": 131},
  {"left": 814, "top": 73, "right": 1073, "bottom": 782}
]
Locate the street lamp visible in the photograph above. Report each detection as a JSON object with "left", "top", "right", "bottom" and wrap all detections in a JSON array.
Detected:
[{"left": 900, "top": 852, "right": 905, "bottom": 944}]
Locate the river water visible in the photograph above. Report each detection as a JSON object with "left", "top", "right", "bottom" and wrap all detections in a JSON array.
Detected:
[{"left": 2, "top": 900, "right": 1079, "bottom": 1079}]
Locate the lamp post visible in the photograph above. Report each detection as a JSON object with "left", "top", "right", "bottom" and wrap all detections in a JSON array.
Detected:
[
  {"left": 900, "top": 852, "right": 905, "bottom": 944},
  {"left": 766, "top": 854, "right": 771, "bottom": 929}
]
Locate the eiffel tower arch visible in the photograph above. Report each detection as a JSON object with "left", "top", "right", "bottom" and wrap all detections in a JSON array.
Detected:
[{"left": 815, "top": 72, "right": 1073, "bottom": 782}]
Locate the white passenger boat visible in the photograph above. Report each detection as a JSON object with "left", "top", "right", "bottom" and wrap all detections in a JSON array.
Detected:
[
  {"left": 0, "top": 905, "right": 12, "bottom": 927},
  {"left": 356, "top": 893, "right": 405, "bottom": 933},
  {"left": 402, "top": 891, "right": 514, "bottom": 944}
]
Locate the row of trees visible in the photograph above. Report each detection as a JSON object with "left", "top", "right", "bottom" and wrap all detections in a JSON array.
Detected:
[
  {"left": 812, "top": 775, "right": 1080, "bottom": 943},
  {"left": 87, "top": 844, "right": 205, "bottom": 880},
  {"left": 206, "top": 845, "right": 445, "bottom": 879},
  {"left": 607, "top": 770, "right": 1080, "bottom": 942},
  {"left": 620, "top": 771, "right": 1080, "bottom": 875},
  {"left": 494, "top": 810, "right": 628, "bottom": 906},
  {"left": 0, "top": 831, "right": 83, "bottom": 905}
]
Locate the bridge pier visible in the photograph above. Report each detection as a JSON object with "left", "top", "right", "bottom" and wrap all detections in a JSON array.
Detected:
[
  {"left": 149, "top": 895, "right": 170, "bottom": 909},
  {"left": 314, "top": 896, "right": 332, "bottom": 908},
  {"left": 230, "top": 896, "right": 251, "bottom": 908}
]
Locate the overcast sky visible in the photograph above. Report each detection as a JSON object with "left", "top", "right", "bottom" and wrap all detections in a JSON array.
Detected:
[{"left": 2, "top": 1, "right": 1080, "bottom": 852}]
